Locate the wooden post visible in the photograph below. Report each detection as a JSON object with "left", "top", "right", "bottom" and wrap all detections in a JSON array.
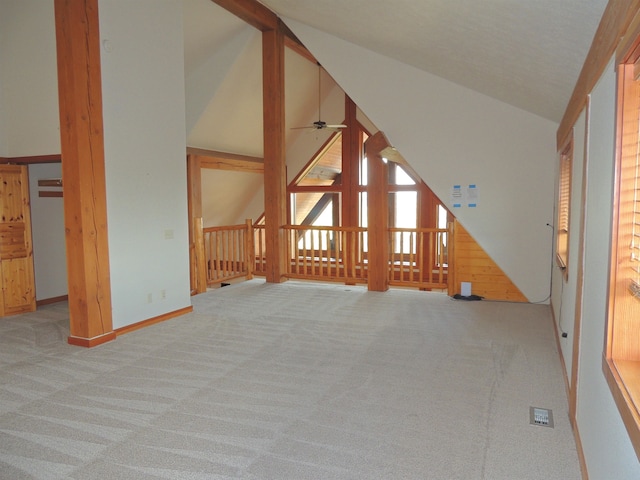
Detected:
[
  {"left": 262, "top": 22, "right": 287, "bottom": 283},
  {"left": 193, "top": 218, "right": 208, "bottom": 291},
  {"left": 245, "top": 218, "right": 255, "bottom": 279},
  {"left": 365, "top": 132, "right": 391, "bottom": 292},
  {"left": 54, "top": 0, "right": 114, "bottom": 347},
  {"left": 447, "top": 221, "right": 456, "bottom": 296},
  {"left": 187, "top": 153, "right": 207, "bottom": 294},
  {"left": 342, "top": 96, "right": 359, "bottom": 227},
  {"left": 342, "top": 96, "right": 359, "bottom": 284}
]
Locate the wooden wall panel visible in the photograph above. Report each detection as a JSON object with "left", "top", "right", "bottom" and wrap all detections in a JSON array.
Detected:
[{"left": 453, "top": 220, "right": 528, "bottom": 302}]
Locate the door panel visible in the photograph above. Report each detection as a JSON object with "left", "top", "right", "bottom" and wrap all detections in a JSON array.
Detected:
[{"left": 0, "top": 165, "right": 36, "bottom": 316}]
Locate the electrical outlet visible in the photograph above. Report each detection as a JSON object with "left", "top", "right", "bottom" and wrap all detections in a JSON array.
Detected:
[
  {"left": 147, "top": 293, "right": 152, "bottom": 303},
  {"left": 160, "top": 289, "right": 166, "bottom": 300}
]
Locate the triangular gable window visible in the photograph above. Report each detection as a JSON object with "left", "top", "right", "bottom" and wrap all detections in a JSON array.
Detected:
[{"left": 291, "top": 133, "right": 342, "bottom": 227}]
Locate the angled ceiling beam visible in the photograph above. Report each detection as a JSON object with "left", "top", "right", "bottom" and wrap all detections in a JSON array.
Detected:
[
  {"left": 211, "top": 0, "right": 317, "bottom": 63},
  {"left": 285, "top": 35, "right": 317, "bottom": 64},
  {"left": 211, "top": 0, "right": 278, "bottom": 31}
]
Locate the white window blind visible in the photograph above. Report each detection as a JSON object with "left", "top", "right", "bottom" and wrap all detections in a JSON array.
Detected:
[{"left": 630, "top": 84, "right": 640, "bottom": 286}]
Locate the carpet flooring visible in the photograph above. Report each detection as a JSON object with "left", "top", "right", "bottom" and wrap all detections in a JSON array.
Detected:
[{"left": 0, "top": 279, "right": 581, "bottom": 479}]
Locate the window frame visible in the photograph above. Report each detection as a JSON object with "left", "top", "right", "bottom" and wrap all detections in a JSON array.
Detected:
[{"left": 604, "top": 33, "right": 640, "bottom": 461}]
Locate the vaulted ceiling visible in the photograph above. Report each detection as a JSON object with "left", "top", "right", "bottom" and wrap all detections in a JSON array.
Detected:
[
  {"left": 185, "top": 0, "right": 608, "bottom": 125},
  {"left": 182, "top": 0, "right": 609, "bottom": 227}
]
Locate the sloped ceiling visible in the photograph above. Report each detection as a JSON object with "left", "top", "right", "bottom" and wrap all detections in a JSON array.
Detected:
[
  {"left": 260, "top": 0, "right": 608, "bottom": 123},
  {"left": 183, "top": 0, "right": 348, "bottom": 226},
  {"left": 183, "top": 0, "right": 608, "bottom": 238},
  {"left": 183, "top": 0, "right": 608, "bottom": 155}
]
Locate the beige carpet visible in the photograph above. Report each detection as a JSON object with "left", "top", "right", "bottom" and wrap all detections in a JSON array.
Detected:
[{"left": 0, "top": 279, "right": 581, "bottom": 479}]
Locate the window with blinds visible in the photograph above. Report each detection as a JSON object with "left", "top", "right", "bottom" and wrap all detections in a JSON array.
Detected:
[
  {"left": 629, "top": 83, "right": 640, "bottom": 294},
  {"left": 616, "top": 62, "right": 640, "bottom": 296},
  {"left": 604, "top": 40, "right": 640, "bottom": 460},
  {"left": 556, "top": 139, "right": 572, "bottom": 276}
]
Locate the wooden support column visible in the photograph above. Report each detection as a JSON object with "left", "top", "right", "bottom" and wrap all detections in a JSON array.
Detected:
[
  {"left": 365, "top": 132, "right": 391, "bottom": 292},
  {"left": 187, "top": 154, "right": 207, "bottom": 294},
  {"left": 262, "top": 22, "right": 287, "bottom": 283},
  {"left": 342, "top": 96, "right": 359, "bottom": 227},
  {"left": 54, "top": 0, "right": 114, "bottom": 347}
]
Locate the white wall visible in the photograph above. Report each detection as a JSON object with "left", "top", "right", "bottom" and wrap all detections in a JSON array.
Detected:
[
  {"left": 551, "top": 109, "right": 586, "bottom": 383},
  {"left": 285, "top": 19, "right": 557, "bottom": 302},
  {"left": 0, "top": 0, "right": 59, "bottom": 156},
  {"left": 0, "top": 2, "right": 7, "bottom": 157},
  {"left": 0, "top": 1, "right": 66, "bottom": 303},
  {"left": 185, "top": 26, "right": 254, "bottom": 136},
  {"left": 575, "top": 58, "right": 640, "bottom": 479},
  {"left": 28, "top": 163, "right": 67, "bottom": 301},
  {"left": 201, "top": 169, "right": 263, "bottom": 227},
  {"left": 99, "top": 0, "right": 191, "bottom": 329},
  {"left": 188, "top": 33, "right": 263, "bottom": 157}
]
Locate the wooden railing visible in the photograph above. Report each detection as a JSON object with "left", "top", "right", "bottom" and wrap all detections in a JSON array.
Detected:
[
  {"left": 202, "top": 221, "right": 451, "bottom": 291},
  {"left": 203, "top": 219, "right": 253, "bottom": 285},
  {"left": 284, "top": 225, "right": 368, "bottom": 284},
  {"left": 389, "top": 227, "right": 450, "bottom": 290}
]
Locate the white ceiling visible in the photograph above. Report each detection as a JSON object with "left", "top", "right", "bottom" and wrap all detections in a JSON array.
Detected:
[
  {"left": 258, "top": 0, "right": 608, "bottom": 122},
  {"left": 183, "top": 0, "right": 609, "bottom": 123}
]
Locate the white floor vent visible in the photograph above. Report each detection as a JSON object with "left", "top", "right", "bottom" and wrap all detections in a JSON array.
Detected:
[{"left": 529, "top": 407, "right": 554, "bottom": 428}]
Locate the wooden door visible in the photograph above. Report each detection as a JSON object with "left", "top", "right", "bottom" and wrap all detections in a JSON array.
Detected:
[{"left": 0, "top": 165, "right": 36, "bottom": 316}]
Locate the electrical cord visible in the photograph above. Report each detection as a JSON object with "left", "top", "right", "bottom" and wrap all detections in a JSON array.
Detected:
[
  {"left": 528, "top": 222, "right": 555, "bottom": 304},
  {"left": 557, "top": 274, "right": 568, "bottom": 338}
]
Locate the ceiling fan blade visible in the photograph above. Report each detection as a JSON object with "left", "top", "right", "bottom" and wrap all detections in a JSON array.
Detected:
[{"left": 291, "top": 122, "right": 347, "bottom": 130}]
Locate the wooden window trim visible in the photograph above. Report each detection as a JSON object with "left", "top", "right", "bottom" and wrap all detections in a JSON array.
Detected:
[
  {"left": 556, "top": 135, "right": 573, "bottom": 279},
  {"left": 605, "top": 30, "right": 640, "bottom": 462}
]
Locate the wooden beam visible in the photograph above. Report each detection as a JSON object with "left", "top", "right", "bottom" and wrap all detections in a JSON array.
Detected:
[
  {"left": 211, "top": 0, "right": 278, "bottom": 31},
  {"left": 186, "top": 154, "right": 207, "bottom": 295},
  {"left": 212, "top": 0, "right": 317, "bottom": 63},
  {"left": 557, "top": 0, "right": 640, "bottom": 148},
  {"left": 186, "top": 147, "right": 264, "bottom": 173},
  {"left": 199, "top": 156, "right": 263, "bottom": 173},
  {"left": 54, "top": 0, "right": 114, "bottom": 347},
  {"left": 285, "top": 36, "right": 316, "bottom": 64},
  {"left": 0, "top": 154, "right": 62, "bottom": 164},
  {"left": 342, "top": 96, "right": 359, "bottom": 228},
  {"left": 365, "top": 131, "right": 391, "bottom": 292},
  {"left": 262, "top": 23, "right": 287, "bottom": 283}
]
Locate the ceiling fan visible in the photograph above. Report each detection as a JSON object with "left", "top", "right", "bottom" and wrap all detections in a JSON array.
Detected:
[{"left": 293, "top": 63, "right": 346, "bottom": 131}]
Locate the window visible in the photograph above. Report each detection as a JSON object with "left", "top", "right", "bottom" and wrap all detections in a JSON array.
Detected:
[
  {"left": 290, "top": 133, "right": 342, "bottom": 227},
  {"left": 556, "top": 137, "right": 572, "bottom": 276},
  {"left": 605, "top": 33, "right": 640, "bottom": 460}
]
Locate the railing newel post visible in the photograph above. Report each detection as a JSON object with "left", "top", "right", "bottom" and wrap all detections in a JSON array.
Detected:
[{"left": 245, "top": 218, "right": 254, "bottom": 280}]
